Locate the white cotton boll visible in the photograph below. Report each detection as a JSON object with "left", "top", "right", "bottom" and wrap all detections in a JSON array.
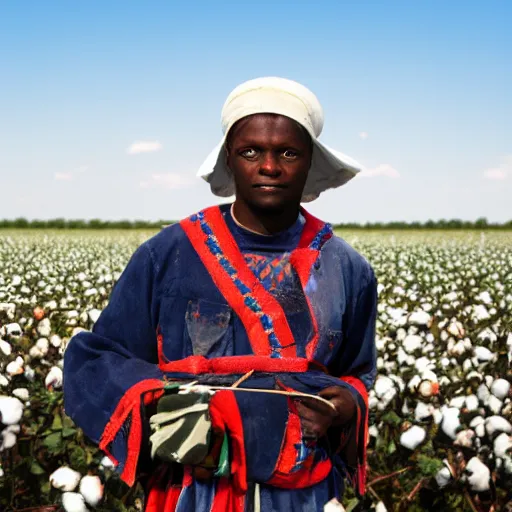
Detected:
[
  {"left": 36, "top": 338, "right": 49, "bottom": 355},
  {"left": 0, "top": 374, "right": 9, "bottom": 387},
  {"left": 441, "top": 357, "right": 450, "bottom": 368},
  {"left": 72, "top": 327, "right": 87, "bottom": 337},
  {"left": 375, "top": 338, "right": 386, "bottom": 351},
  {"left": 1, "top": 430, "right": 17, "bottom": 450},
  {"left": 323, "top": 498, "right": 346, "bottom": 511},
  {"left": 449, "top": 396, "right": 466, "bottom": 409},
  {"left": 418, "top": 380, "right": 439, "bottom": 398},
  {"left": 466, "top": 395, "right": 479, "bottom": 412},
  {"left": 45, "top": 300, "right": 58, "bottom": 310},
  {"left": 470, "top": 416, "right": 485, "bottom": 428},
  {"left": 407, "top": 375, "right": 421, "bottom": 392},
  {"left": 12, "top": 388, "right": 29, "bottom": 401},
  {"left": 368, "top": 395, "right": 379, "bottom": 410},
  {"left": 88, "top": 309, "right": 101, "bottom": 324},
  {"left": 99, "top": 456, "right": 115, "bottom": 470},
  {"left": 415, "top": 402, "right": 434, "bottom": 421},
  {"left": 441, "top": 408, "right": 461, "bottom": 439},
  {"left": 409, "top": 311, "right": 431, "bottom": 326},
  {"left": 473, "top": 305, "right": 490, "bottom": 321},
  {"left": 0, "top": 396, "right": 24, "bottom": 424},
  {"left": 62, "top": 492, "right": 88, "bottom": 512},
  {"left": 477, "top": 291, "right": 492, "bottom": 305},
  {"left": 465, "top": 457, "right": 491, "bottom": 492},
  {"left": 415, "top": 357, "right": 434, "bottom": 373},
  {"left": 491, "top": 379, "right": 510, "bottom": 400},
  {"left": 477, "top": 384, "right": 491, "bottom": 404},
  {"left": 440, "top": 330, "right": 449, "bottom": 342},
  {"left": 5, "top": 323, "right": 22, "bottom": 337},
  {"left": 462, "top": 359, "right": 474, "bottom": 373},
  {"left": 0, "top": 339, "right": 12, "bottom": 356},
  {"left": 375, "top": 502, "right": 387, "bottom": 512},
  {"left": 369, "top": 425, "right": 379, "bottom": 438},
  {"left": 447, "top": 321, "right": 465, "bottom": 338},
  {"left": 475, "top": 346, "right": 494, "bottom": 362},
  {"left": 439, "top": 376, "right": 451, "bottom": 388},
  {"left": 450, "top": 340, "right": 466, "bottom": 356},
  {"left": 403, "top": 335, "right": 423, "bottom": 354},
  {"left": 396, "top": 328, "right": 407, "bottom": 342},
  {"left": 389, "top": 375, "right": 405, "bottom": 392},
  {"left": 488, "top": 395, "right": 503, "bottom": 415},
  {"left": 37, "top": 318, "right": 51, "bottom": 337},
  {"left": 408, "top": 326, "right": 419, "bottom": 336},
  {"left": 454, "top": 429, "right": 475, "bottom": 448},
  {"left": 397, "top": 348, "right": 409, "bottom": 365},
  {"left": 11, "top": 275, "right": 22, "bottom": 287},
  {"left": 494, "top": 433, "right": 512, "bottom": 458},
  {"left": 50, "top": 466, "right": 81, "bottom": 492},
  {"left": 374, "top": 376, "right": 394, "bottom": 398},
  {"left": 400, "top": 425, "right": 426, "bottom": 450},
  {"left": 50, "top": 334, "right": 62, "bottom": 348},
  {"left": 79, "top": 475, "right": 104, "bottom": 506},
  {"left": 475, "top": 423, "right": 486, "bottom": 438},
  {"left": 486, "top": 416, "right": 512, "bottom": 436},
  {"left": 6, "top": 357, "right": 24, "bottom": 376},
  {"left": 376, "top": 357, "right": 384, "bottom": 370},
  {"left": 477, "top": 328, "right": 498, "bottom": 344},
  {"left": 24, "top": 365, "right": 35, "bottom": 382},
  {"left": 45, "top": 366, "right": 63, "bottom": 390},
  {"left": 466, "top": 371, "right": 483, "bottom": 383},
  {"left": 436, "top": 466, "right": 452, "bottom": 488}
]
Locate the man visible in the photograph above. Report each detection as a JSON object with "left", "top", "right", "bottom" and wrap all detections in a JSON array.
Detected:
[{"left": 64, "top": 77, "right": 377, "bottom": 511}]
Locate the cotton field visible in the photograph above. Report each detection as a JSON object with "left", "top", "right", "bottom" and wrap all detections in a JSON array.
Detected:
[{"left": 0, "top": 230, "right": 510, "bottom": 512}]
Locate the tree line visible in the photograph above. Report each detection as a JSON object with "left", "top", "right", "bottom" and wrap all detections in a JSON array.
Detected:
[{"left": 0, "top": 217, "right": 511, "bottom": 230}]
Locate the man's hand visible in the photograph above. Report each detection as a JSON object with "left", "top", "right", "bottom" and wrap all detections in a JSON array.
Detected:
[{"left": 295, "top": 386, "right": 356, "bottom": 439}]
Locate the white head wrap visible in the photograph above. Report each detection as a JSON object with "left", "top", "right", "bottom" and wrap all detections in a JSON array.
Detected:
[{"left": 197, "top": 77, "right": 361, "bottom": 202}]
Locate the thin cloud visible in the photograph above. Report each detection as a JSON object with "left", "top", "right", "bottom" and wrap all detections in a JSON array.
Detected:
[
  {"left": 54, "top": 165, "right": 88, "bottom": 181},
  {"left": 139, "top": 173, "right": 194, "bottom": 190},
  {"left": 127, "top": 141, "right": 162, "bottom": 155},
  {"left": 483, "top": 156, "right": 511, "bottom": 181},
  {"left": 358, "top": 164, "right": 400, "bottom": 178},
  {"left": 54, "top": 172, "right": 74, "bottom": 181},
  {"left": 359, "top": 131, "right": 369, "bottom": 140}
]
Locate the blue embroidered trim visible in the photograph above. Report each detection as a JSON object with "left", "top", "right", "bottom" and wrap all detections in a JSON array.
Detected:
[
  {"left": 192, "top": 211, "right": 283, "bottom": 357},
  {"left": 190, "top": 210, "right": 329, "bottom": 357},
  {"left": 310, "top": 223, "right": 332, "bottom": 251}
]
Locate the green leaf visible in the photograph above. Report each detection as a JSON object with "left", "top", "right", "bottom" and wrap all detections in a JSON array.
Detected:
[
  {"left": 387, "top": 440, "right": 397, "bottom": 454},
  {"left": 50, "top": 412, "right": 63, "bottom": 431},
  {"left": 62, "top": 427, "right": 77, "bottom": 438},
  {"left": 30, "top": 461, "right": 46, "bottom": 475},
  {"left": 43, "top": 432, "right": 62, "bottom": 452},
  {"left": 381, "top": 410, "right": 402, "bottom": 426},
  {"left": 40, "top": 480, "right": 51, "bottom": 495},
  {"left": 417, "top": 453, "right": 444, "bottom": 476}
]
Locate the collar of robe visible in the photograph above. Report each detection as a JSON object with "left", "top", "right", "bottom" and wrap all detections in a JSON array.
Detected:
[{"left": 157, "top": 205, "right": 333, "bottom": 375}]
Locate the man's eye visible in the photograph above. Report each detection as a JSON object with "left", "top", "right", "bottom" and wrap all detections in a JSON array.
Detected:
[
  {"left": 241, "top": 148, "right": 257, "bottom": 158},
  {"left": 283, "top": 150, "right": 298, "bottom": 159}
]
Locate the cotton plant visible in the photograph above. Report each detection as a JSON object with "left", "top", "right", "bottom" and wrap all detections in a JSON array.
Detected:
[{"left": 1, "top": 230, "right": 512, "bottom": 510}]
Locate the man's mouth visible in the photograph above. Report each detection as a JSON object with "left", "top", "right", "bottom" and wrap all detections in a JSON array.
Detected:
[{"left": 253, "top": 184, "right": 287, "bottom": 190}]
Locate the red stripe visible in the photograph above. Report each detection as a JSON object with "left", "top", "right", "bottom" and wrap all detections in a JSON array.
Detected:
[
  {"left": 209, "top": 391, "right": 247, "bottom": 495},
  {"left": 297, "top": 208, "right": 328, "bottom": 248},
  {"left": 158, "top": 354, "right": 312, "bottom": 374},
  {"left": 340, "top": 376, "right": 369, "bottom": 495},
  {"left": 99, "top": 379, "right": 164, "bottom": 487},
  {"left": 181, "top": 207, "right": 296, "bottom": 357},
  {"left": 210, "top": 478, "right": 246, "bottom": 512}
]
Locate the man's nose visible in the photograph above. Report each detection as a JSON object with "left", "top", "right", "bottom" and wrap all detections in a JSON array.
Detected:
[{"left": 259, "top": 152, "right": 280, "bottom": 176}]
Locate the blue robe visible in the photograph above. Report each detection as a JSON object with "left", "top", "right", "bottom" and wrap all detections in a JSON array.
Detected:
[{"left": 63, "top": 205, "right": 377, "bottom": 511}]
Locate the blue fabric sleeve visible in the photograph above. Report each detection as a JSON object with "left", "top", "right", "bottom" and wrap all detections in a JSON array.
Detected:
[
  {"left": 63, "top": 242, "right": 164, "bottom": 463},
  {"left": 337, "top": 266, "right": 378, "bottom": 390}
]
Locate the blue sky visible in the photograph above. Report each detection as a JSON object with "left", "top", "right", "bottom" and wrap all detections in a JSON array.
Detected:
[{"left": 0, "top": 1, "right": 510, "bottom": 223}]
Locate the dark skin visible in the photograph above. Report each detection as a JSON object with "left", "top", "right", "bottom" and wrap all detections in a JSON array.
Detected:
[{"left": 225, "top": 113, "right": 356, "bottom": 437}]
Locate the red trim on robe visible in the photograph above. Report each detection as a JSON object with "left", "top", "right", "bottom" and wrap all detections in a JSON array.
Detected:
[
  {"left": 340, "top": 376, "right": 369, "bottom": 495},
  {"left": 99, "top": 379, "right": 165, "bottom": 487},
  {"left": 180, "top": 207, "right": 296, "bottom": 357},
  {"left": 209, "top": 390, "right": 248, "bottom": 495},
  {"left": 158, "top": 354, "right": 313, "bottom": 375}
]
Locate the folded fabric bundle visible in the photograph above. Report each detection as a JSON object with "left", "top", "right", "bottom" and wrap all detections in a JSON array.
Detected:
[{"left": 149, "top": 391, "right": 212, "bottom": 465}]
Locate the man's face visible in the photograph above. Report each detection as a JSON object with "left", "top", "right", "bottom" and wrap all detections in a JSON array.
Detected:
[{"left": 226, "top": 114, "right": 312, "bottom": 213}]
